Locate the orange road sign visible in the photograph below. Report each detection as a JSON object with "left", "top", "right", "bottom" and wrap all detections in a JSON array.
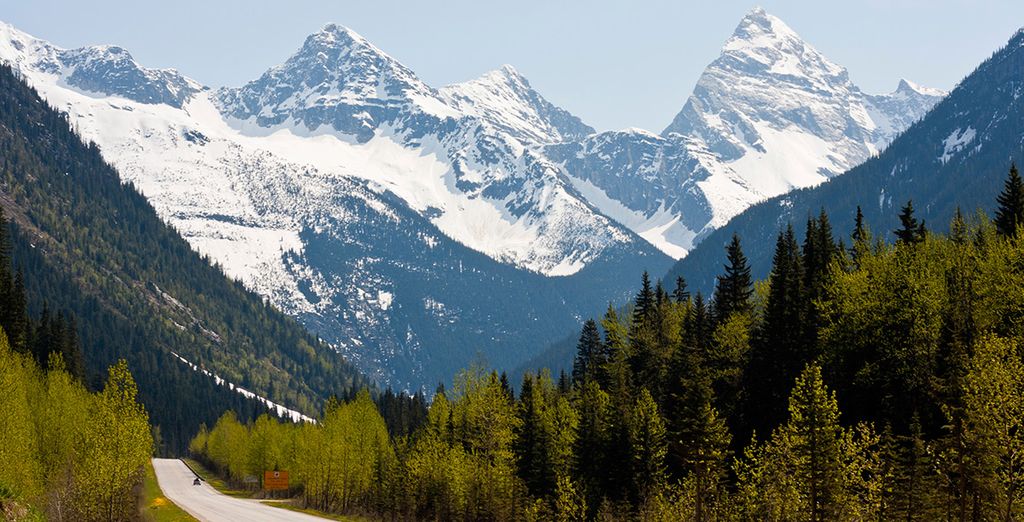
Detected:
[{"left": 263, "top": 470, "right": 289, "bottom": 491}]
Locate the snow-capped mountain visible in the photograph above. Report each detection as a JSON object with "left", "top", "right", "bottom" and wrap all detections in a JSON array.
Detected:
[
  {"left": 665, "top": 22, "right": 1024, "bottom": 296},
  {"left": 0, "top": 20, "right": 670, "bottom": 389},
  {"left": 554, "top": 7, "right": 945, "bottom": 258},
  {"left": 439, "top": 64, "right": 594, "bottom": 145},
  {"left": 214, "top": 23, "right": 637, "bottom": 277},
  {"left": 0, "top": 9, "right": 945, "bottom": 390}
]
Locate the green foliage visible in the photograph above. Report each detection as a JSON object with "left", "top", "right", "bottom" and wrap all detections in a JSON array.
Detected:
[
  {"left": 628, "top": 389, "right": 668, "bottom": 501},
  {"left": 184, "top": 164, "right": 1024, "bottom": 521},
  {"left": 0, "top": 334, "right": 151, "bottom": 521},
  {"left": 734, "top": 365, "right": 882, "bottom": 521},
  {"left": 945, "top": 335, "right": 1024, "bottom": 519}
]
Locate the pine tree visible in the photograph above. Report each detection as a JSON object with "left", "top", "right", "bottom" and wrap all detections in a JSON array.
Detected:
[
  {"left": 516, "top": 372, "right": 554, "bottom": 497},
  {"left": 685, "top": 292, "right": 713, "bottom": 361},
  {"left": 994, "top": 162, "right": 1024, "bottom": 237},
  {"left": 787, "top": 364, "right": 847, "bottom": 521},
  {"left": 558, "top": 370, "right": 572, "bottom": 394},
  {"left": 895, "top": 200, "right": 926, "bottom": 244},
  {"left": 554, "top": 476, "right": 587, "bottom": 522},
  {"left": 574, "top": 380, "right": 611, "bottom": 509},
  {"left": 735, "top": 365, "right": 881, "bottom": 521},
  {"left": 745, "top": 224, "right": 806, "bottom": 441},
  {"left": 666, "top": 329, "right": 731, "bottom": 519},
  {"left": 850, "top": 205, "right": 871, "bottom": 265},
  {"left": 713, "top": 234, "right": 754, "bottom": 322},
  {"left": 572, "top": 319, "right": 603, "bottom": 385},
  {"left": 673, "top": 276, "right": 690, "bottom": 304},
  {"left": 499, "top": 372, "right": 514, "bottom": 402},
  {"left": 600, "top": 304, "right": 631, "bottom": 399},
  {"left": 853, "top": 205, "right": 868, "bottom": 244},
  {"left": 633, "top": 272, "right": 656, "bottom": 327},
  {"left": 654, "top": 280, "right": 668, "bottom": 306},
  {"left": 32, "top": 303, "right": 53, "bottom": 369},
  {"left": 7, "top": 268, "right": 28, "bottom": 354},
  {"left": 891, "top": 416, "right": 941, "bottom": 520},
  {"left": 628, "top": 388, "right": 668, "bottom": 502},
  {"left": 950, "top": 207, "right": 968, "bottom": 244},
  {"left": 804, "top": 209, "right": 838, "bottom": 295},
  {"left": 952, "top": 335, "right": 1024, "bottom": 519},
  {"left": 803, "top": 209, "right": 838, "bottom": 354}
]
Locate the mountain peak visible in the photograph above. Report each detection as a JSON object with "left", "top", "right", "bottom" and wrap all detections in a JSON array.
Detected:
[
  {"left": 895, "top": 78, "right": 947, "bottom": 97},
  {"left": 730, "top": 7, "right": 798, "bottom": 44},
  {"left": 723, "top": 8, "right": 836, "bottom": 75},
  {"left": 439, "top": 64, "right": 593, "bottom": 144},
  {"left": 299, "top": 22, "right": 378, "bottom": 57}
]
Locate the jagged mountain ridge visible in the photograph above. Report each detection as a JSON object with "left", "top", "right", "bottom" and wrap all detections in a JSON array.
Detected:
[
  {"left": 213, "top": 23, "right": 638, "bottom": 276},
  {"left": 564, "top": 7, "right": 945, "bottom": 259},
  {"left": 439, "top": 64, "right": 595, "bottom": 144},
  {"left": 0, "top": 10, "right": 943, "bottom": 389},
  {"left": 0, "top": 21, "right": 671, "bottom": 389}
]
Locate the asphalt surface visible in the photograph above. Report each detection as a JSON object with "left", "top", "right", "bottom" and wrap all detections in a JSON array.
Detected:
[{"left": 152, "top": 458, "right": 329, "bottom": 522}]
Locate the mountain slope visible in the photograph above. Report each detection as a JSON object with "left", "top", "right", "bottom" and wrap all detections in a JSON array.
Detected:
[
  {"left": 0, "top": 21, "right": 671, "bottom": 389},
  {"left": 561, "top": 8, "right": 944, "bottom": 260},
  {"left": 666, "top": 27, "right": 1024, "bottom": 293},
  {"left": 439, "top": 64, "right": 594, "bottom": 144},
  {"left": 0, "top": 63, "right": 369, "bottom": 451}
]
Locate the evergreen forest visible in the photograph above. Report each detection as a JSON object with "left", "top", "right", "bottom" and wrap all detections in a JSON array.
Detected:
[{"left": 189, "top": 166, "right": 1024, "bottom": 521}]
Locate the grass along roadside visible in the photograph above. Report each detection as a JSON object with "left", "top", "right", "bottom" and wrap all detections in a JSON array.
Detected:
[
  {"left": 182, "top": 458, "right": 368, "bottom": 521},
  {"left": 140, "top": 461, "right": 197, "bottom": 522},
  {"left": 261, "top": 501, "right": 371, "bottom": 521}
]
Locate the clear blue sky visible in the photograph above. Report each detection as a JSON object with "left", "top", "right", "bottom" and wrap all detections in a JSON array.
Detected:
[{"left": 4, "top": 1, "right": 1022, "bottom": 132}]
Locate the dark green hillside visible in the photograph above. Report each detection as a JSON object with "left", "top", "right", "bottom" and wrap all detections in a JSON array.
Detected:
[{"left": 0, "top": 64, "right": 369, "bottom": 452}]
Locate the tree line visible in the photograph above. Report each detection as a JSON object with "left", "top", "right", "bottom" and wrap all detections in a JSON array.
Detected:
[{"left": 190, "top": 164, "right": 1024, "bottom": 521}]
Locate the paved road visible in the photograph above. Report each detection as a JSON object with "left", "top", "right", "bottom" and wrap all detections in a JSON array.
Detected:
[{"left": 152, "top": 458, "right": 328, "bottom": 522}]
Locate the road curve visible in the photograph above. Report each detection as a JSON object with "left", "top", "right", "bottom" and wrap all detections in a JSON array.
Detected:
[{"left": 152, "top": 458, "right": 329, "bottom": 522}]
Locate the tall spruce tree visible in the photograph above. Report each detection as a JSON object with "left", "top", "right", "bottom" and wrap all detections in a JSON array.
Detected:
[
  {"left": 994, "top": 163, "right": 1024, "bottom": 237},
  {"left": 574, "top": 380, "right": 611, "bottom": 510},
  {"left": 713, "top": 234, "right": 754, "bottom": 323},
  {"left": 666, "top": 324, "right": 731, "bottom": 518},
  {"left": 852, "top": 205, "right": 868, "bottom": 244},
  {"left": 895, "top": 200, "right": 926, "bottom": 244},
  {"left": 686, "top": 292, "right": 713, "bottom": 359},
  {"left": 628, "top": 388, "right": 668, "bottom": 502},
  {"left": 802, "top": 209, "right": 838, "bottom": 353},
  {"left": 633, "top": 272, "right": 655, "bottom": 327},
  {"left": 745, "top": 224, "right": 806, "bottom": 441},
  {"left": 572, "top": 319, "right": 603, "bottom": 385},
  {"left": 515, "top": 372, "right": 554, "bottom": 497},
  {"left": 673, "top": 276, "right": 690, "bottom": 304},
  {"left": 850, "top": 205, "right": 872, "bottom": 265}
]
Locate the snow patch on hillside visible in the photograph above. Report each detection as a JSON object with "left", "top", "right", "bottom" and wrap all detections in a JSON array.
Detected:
[
  {"left": 170, "top": 352, "right": 315, "bottom": 423},
  {"left": 940, "top": 127, "right": 976, "bottom": 164}
]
